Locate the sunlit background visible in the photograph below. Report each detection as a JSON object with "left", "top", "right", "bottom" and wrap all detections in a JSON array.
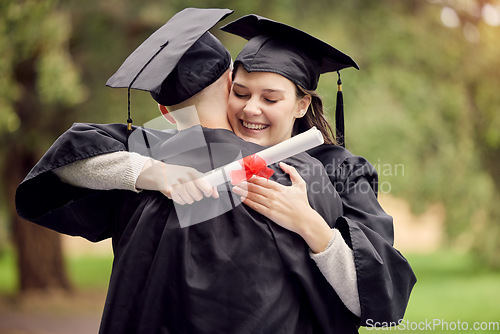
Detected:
[{"left": 1, "top": 0, "right": 499, "bottom": 333}]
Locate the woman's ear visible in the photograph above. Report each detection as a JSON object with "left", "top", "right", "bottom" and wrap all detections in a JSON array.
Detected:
[
  {"left": 296, "top": 94, "right": 312, "bottom": 118},
  {"left": 159, "top": 104, "right": 176, "bottom": 124},
  {"left": 226, "top": 70, "right": 233, "bottom": 93}
]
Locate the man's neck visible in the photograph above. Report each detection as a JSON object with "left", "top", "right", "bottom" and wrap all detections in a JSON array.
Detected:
[
  {"left": 173, "top": 104, "right": 232, "bottom": 131},
  {"left": 198, "top": 111, "right": 232, "bottom": 131}
]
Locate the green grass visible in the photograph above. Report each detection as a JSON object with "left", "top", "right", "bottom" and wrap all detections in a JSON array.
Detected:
[
  {"left": 1, "top": 249, "right": 500, "bottom": 333},
  {"left": 66, "top": 255, "right": 113, "bottom": 289},
  {"left": 0, "top": 248, "right": 18, "bottom": 293},
  {"left": 360, "top": 252, "right": 500, "bottom": 334},
  {"left": 0, "top": 248, "right": 112, "bottom": 293}
]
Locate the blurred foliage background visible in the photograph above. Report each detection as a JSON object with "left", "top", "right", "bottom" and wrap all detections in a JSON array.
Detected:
[{"left": 0, "top": 0, "right": 500, "bottom": 329}]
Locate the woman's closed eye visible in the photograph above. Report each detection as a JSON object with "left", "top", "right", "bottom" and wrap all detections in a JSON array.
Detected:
[
  {"left": 262, "top": 90, "right": 284, "bottom": 104},
  {"left": 263, "top": 94, "right": 282, "bottom": 103},
  {"left": 233, "top": 91, "right": 249, "bottom": 99}
]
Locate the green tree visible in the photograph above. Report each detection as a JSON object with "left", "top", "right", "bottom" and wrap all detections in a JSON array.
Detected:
[
  {"left": 0, "top": 0, "right": 86, "bottom": 291},
  {"left": 328, "top": 0, "right": 500, "bottom": 266},
  {"left": 2, "top": 0, "right": 500, "bottom": 298},
  {"left": 0, "top": 0, "right": 169, "bottom": 292},
  {"left": 0, "top": 0, "right": 200, "bottom": 293}
]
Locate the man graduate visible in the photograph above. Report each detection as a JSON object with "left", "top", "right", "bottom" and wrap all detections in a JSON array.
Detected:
[{"left": 16, "top": 8, "right": 415, "bottom": 334}]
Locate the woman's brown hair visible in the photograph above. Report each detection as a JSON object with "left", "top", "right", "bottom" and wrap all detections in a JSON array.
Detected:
[{"left": 293, "top": 85, "right": 337, "bottom": 145}]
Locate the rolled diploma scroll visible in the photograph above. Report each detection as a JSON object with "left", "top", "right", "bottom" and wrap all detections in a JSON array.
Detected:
[{"left": 201, "top": 127, "right": 324, "bottom": 187}]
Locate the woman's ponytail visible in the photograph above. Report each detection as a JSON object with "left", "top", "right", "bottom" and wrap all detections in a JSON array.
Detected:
[{"left": 293, "top": 85, "right": 337, "bottom": 145}]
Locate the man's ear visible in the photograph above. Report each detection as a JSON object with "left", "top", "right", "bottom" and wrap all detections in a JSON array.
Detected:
[{"left": 159, "top": 104, "right": 176, "bottom": 124}]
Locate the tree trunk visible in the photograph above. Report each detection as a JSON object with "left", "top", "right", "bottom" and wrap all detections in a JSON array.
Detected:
[
  {"left": 4, "top": 144, "right": 72, "bottom": 292},
  {"left": 3, "top": 55, "right": 73, "bottom": 293}
]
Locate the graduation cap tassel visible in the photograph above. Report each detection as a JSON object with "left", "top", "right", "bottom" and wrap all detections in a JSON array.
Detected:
[
  {"left": 127, "top": 87, "right": 133, "bottom": 131},
  {"left": 125, "top": 42, "right": 170, "bottom": 134},
  {"left": 335, "top": 71, "right": 345, "bottom": 148}
]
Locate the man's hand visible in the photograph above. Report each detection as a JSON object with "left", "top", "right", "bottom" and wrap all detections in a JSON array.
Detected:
[{"left": 136, "top": 159, "right": 218, "bottom": 204}]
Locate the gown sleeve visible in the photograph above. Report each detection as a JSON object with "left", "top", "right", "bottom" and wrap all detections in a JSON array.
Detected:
[
  {"left": 308, "top": 144, "right": 417, "bottom": 325},
  {"left": 15, "top": 123, "right": 134, "bottom": 241}
]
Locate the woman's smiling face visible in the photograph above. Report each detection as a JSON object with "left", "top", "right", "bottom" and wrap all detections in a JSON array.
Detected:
[{"left": 227, "top": 66, "right": 309, "bottom": 146}]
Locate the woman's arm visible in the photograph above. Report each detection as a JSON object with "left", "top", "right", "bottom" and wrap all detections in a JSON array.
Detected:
[
  {"left": 309, "top": 144, "right": 417, "bottom": 324},
  {"left": 310, "top": 229, "right": 361, "bottom": 317}
]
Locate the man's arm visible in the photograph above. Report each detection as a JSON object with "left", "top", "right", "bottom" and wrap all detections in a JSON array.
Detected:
[
  {"left": 53, "top": 151, "right": 150, "bottom": 192},
  {"left": 54, "top": 149, "right": 362, "bottom": 316},
  {"left": 15, "top": 123, "right": 133, "bottom": 241},
  {"left": 53, "top": 151, "right": 218, "bottom": 204}
]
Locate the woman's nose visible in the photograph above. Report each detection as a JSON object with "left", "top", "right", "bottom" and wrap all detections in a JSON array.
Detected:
[{"left": 242, "top": 98, "right": 262, "bottom": 116}]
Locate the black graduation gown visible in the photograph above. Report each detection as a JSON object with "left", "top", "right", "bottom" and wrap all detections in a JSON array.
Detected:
[
  {"left": 16, "top": 123, "right": 362, "bottom": 333},
  {"left": 307, "top": 144, "right": 417, "bottom": 325}
]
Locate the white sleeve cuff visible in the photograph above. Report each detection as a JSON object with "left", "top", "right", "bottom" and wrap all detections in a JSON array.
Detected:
[{"left": 126, "top": 152, "right": 152, "bottom": 192}]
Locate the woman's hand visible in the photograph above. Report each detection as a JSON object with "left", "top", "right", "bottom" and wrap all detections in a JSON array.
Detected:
[
  {"left": 136, "top": 159, "right": 218, "bottom": 205},
  {"left": 232, "top": 162, "right": 334, "bottom": 253}
]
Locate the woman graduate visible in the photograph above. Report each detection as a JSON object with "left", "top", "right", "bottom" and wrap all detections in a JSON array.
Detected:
[{"left": 220, "top": 14, "right": 416, "bottom": 326}]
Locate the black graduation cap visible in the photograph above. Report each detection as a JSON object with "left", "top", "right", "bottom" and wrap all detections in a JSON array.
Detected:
[
  {"left": 221, "top": 14, "right": 359, "bottom": 147},
  {"left": 106, "top": 7, "right": 234, "bottom": 130}
]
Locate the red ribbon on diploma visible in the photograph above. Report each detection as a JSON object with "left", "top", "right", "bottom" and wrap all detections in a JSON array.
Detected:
[{"left": 230, "top": 154, "right": 274, "bottom": 184}]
